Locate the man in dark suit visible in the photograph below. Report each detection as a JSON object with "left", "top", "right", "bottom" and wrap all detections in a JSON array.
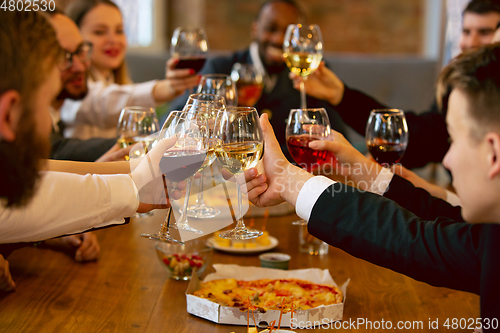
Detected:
[
  {"left": 290, "top": 0, "right": 500, "bottom": 169},
  {"left": 243, "top": 43, "right": 500, "bottom": 330},
  {"left": 46, "top": 11, "right": 118, "bottom": 162},
  {"left": 166, "top": 0, "right": 348, "bottom": 160}
]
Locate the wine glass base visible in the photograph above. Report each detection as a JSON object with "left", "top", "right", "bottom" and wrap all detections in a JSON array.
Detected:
[
  {"left": 186, "top": 204, "right": 220, "bottom": 218},
  {"left": 292, "top": 219, "right": 308, "bottom": 225},
  {"left": 140, "top": 233, "right": 185, "bottom": 245},
  {"left": 133, "top": 211, "right": 154, "bottom": 218},
  {"left": 171, "top": 223, "right": 204, "bottom": 234},
  {"left": 219, "top": 228, "right": 263, "bottom": 240}
]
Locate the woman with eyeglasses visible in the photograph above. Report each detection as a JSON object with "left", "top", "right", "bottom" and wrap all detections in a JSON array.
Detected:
[{"left": 59, "top": 0, "right": 200, "bottom": 140}]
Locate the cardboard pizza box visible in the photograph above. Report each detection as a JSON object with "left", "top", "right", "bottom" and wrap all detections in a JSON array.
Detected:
[{"left": 186, "top": 264, "right": 349, "bottom": 328}]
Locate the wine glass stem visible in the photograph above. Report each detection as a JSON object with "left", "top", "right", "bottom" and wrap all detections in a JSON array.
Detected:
[
  {"left": 300, "top": 79, "right": 307, "bottom": 109},
  {"left": 195, "top": 173, "right": 205, "bottom": 206},
  {"left": 159, "top": 208, "right": 171, "bottom": 235},
  {"left": 235, "top": 183, "right": 245, "bottom": 229},
  {"left": 180, "top": 177, "right": 194, "bottom": 223}
]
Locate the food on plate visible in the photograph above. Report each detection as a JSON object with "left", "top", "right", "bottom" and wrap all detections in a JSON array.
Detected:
[
  {"left": 160, "top": 253, "right": 204, "bottom": 278},
  {"left": 193, "top": 278, "right": 343, "bottom": 310},
  {"left": 212, "top": 231, "right": 271, "bottom": 248}
]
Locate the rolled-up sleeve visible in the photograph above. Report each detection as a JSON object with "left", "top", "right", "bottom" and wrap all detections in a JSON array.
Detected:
[{"left": 0, "top": 171, "right": 139, "bottom": 243}]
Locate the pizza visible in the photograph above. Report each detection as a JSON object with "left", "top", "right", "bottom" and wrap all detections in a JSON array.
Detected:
[{"left": 193, "top": 278, "right": 343, "bottom": 310}]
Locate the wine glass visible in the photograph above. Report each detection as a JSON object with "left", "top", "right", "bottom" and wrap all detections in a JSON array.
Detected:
[
  {"left": 230, "top": 63, "right": 264, "bottom": 107},
  {"left": 283, "top": 24, "right": 323, "bottom": 109},
  {"left": 197, "top": 74, "right": 238, "bottom": 107},
  {"left": 167, "top": 111, "right": 211, "bottom": 234},
  {"left": 286, "top": 108, "right": 336, "bottom": 225},
  {"left": 141, "top": 111, "right": 209, "bottom": 242},
  {"left": 214, "top": 107, "right": 264, "bottom": 239},
  {"left": 117, "top": 106, "right": 160, "bottom": 160},
  {"left": 170, "top": 27, "right": 209, "bottom": 73},
  {"left": 117, "top": 107, "right": 160, "bottom": 218},
  {"left": 182, "top": 93, "right": 226, "bottom": 219},
  {"left": 366, "top": 109, "right": 409, "bottom": 167}
]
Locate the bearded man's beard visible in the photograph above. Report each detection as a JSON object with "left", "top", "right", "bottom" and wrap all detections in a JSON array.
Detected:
[{"left": 0, "top": 107, "right": 51, "bottom": 207}]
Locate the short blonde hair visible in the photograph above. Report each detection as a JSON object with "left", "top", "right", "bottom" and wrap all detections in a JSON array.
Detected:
[{"left": 437, "top": 42, "right": 500, "bottom": 141}]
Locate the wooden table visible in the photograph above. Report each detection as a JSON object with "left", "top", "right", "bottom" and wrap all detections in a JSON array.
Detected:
[{"left": 0, "top": 210, "right": 479, "bottom": 332}]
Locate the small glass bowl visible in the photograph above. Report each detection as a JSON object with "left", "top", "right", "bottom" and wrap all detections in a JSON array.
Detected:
[{"left": 155, "top": 239, "right": 213, "bottom": 280}]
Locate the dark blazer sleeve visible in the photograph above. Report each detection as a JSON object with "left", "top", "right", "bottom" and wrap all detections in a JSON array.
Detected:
[
  {"left": 333, "top": 86, "right": 449, "bottom": 169},
  {"left": 399, "top": 101, "right": 449, "bottom": 168},
  {"left": 384, "top": 174, "right": 463, "bottom": 222},
  {"left": 307, "top": 182, "right": 482, "bottom": 294},
  {"left": 50, "top": 137, "right": 116, "bottom": 162},
  {"left": 333, "top": 84, "right": 388, "bottom": 135}
]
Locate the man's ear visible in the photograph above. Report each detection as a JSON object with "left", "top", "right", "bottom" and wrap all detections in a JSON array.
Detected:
[
  {"left": 485, "top": 132, "right": 500, "bottom": 179},
  {"left": 0, "top": 90, "right": 22, "bottom": 142}
]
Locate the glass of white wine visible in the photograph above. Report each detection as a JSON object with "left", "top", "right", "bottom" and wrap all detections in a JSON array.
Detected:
[
  {"left": 117, "top": 106, "right": 159, "bottom": 160},
  {"left": 283, "top": 24, "right": 323, "bottom": 109},
  {"left": 214, "top": 107, "right": 264, "bottom": 239},
  {"left": 117, "top": 106, "right": 160, "bottom": 218}
]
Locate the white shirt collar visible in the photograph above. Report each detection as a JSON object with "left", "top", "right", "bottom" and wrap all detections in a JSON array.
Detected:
[{"left": 249, "top": 41, "right": 278, "bottom": 93}]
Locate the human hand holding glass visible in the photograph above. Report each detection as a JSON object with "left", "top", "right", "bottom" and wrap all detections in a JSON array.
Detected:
[
  {"left": 117, "top": 107, "right": 160, "bottom": 217},
  {"left": 283, "top": 24, "right": 323, "bottom": 109},
  {"left": 140, "top": 111, "right": 208, "bottom": 243},
  {"left": 366, "top": 109, "right": 409, "bottom": 168},
  {"left": 214, "top": 107, "right": 264, "bottom": 239},
  {"left": 286, "top": 108, "right": 336, "bottom": 225}
]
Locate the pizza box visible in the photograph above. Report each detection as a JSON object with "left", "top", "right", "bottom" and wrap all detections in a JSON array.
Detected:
[{"left": 186, "top": 264, "right": 349, "bottom": 328}]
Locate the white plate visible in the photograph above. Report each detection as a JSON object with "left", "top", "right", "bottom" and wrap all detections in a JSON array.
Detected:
[{"left": 208, "top": 236, "right": 279, "bottom": 254}]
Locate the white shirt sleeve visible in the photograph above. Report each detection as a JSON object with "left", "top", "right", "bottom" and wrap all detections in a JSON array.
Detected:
[
  {"left": 369, "top": 167, "right": 394, "bottom": 195},
  {"left": 295, "top": 176, "right": 336, "bottom": 221},
  {"left": 60, "top": 80, "right": 158, "bottom": 139},
  {"left": 0, "top": 171, "right": 139, "bottom": 243},
  {"left": 295, "top": 169, "right": 394, "bottom": 222}
]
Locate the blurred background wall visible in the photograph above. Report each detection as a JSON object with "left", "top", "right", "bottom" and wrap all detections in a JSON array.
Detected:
[{"left": 55, "top": 0, "right": 444, "bottom": 57}]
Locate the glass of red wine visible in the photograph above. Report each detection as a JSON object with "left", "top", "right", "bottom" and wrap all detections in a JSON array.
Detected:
[
  {"left": 170, "top": 27, "right": 208, "bottom": 73},
  {"left": 286, "top": 108, "right": 336, "bottom": 172},
  {"left": 230, "top": 63, "right": 264, "bottom": 107},
  {"left": 365, "top": 109, "right": 408, "bottom": 168},
  {"left": 140, "top": 111, "right": 208, "bottom": 243},
  {"left": 286, "top": 108, "right": 336, "bottom": 225}
]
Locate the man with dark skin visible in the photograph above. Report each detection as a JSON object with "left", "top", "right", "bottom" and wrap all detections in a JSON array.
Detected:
[{"left": 167, "top": 0, "right": 348, "bottom": 160}]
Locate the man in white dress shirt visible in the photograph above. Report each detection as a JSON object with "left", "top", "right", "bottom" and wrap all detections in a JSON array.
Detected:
[{"left": 0, "top": 11, "right": 177, "bottom": 291}]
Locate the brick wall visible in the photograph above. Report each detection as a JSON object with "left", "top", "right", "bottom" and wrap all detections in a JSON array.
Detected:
[
  {"left": 58, "top": 0, "right": 425, "bottom": 55},
  {"left": 196, "top": 0, "right": 424, "bottom": 54}
]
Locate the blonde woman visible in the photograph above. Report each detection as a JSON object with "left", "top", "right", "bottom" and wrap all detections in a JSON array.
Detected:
[{"left": 60, "top": 0, "right": 200, "bottom": 139}]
